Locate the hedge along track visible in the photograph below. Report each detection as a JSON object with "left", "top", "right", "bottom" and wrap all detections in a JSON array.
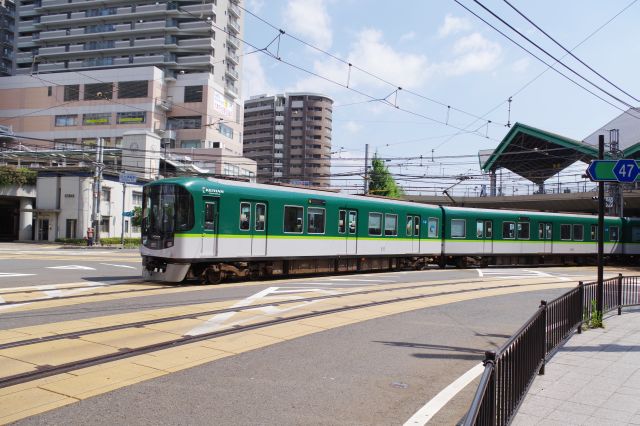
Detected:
[{"left": 0, "top": 276, "right": 578, "bottom": 389}]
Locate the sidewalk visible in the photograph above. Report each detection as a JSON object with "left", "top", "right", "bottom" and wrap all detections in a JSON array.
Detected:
[{"left": 514, "top": 308, "right": 640, "bottom": 425}]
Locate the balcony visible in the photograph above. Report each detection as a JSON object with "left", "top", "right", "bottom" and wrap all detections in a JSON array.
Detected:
[
  {"left": 177, "top": 38, "right": 214, "bottom": 48},
  {"left": 227, "top": 34, "right": 240, "bottom": 49},
  {"left": 225, "top": 67, "right": 238, "bottom": 80},
  {"left": 177, "top": 55, "right": 213, "bottom": 65},
  {"left": 155, "top": 98, "right": 173, "bottom": 112},
  {"left": 226, "top": 49, "right": 239, "bottom": 64},
  {"left": 228, "top": 3, "right": 241, "bottom": 18},
  {"left": 228, "top": 20, "right": 240, "bottom": 34}
]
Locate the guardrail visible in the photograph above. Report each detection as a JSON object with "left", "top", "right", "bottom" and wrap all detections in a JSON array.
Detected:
[{"left": 462, "top": 274, "right": 640, "bottom": 426}]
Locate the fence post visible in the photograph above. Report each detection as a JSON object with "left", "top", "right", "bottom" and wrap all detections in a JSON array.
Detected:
[
  {"left": 539, "top": 300, "right": 547, "bottom": 376},
  {"left": 484, "top": 350, "right": 496, "bottom": 426},
  {"left": 618, "top": 273, "right": 623, "bottom": 316},
  {"left": 578, "top": 281, "right": 584, "bottom": 334}
]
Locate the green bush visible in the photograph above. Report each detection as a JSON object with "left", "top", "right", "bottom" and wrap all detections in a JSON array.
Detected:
[
  {"left": 55, "top": 237, "right": 141, "bottom": 247},
  {"left": 0, "top": 167, "right": 37, "bottom": 186}
]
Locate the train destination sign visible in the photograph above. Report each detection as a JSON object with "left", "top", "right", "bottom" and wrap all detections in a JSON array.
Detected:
[{"left": 586, "top": 159, "right": 640, "bottom": 182}]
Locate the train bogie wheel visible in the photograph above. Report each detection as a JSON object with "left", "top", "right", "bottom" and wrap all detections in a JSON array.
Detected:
[{"left": 205, "top": 269, "right": 222, "bottom": 285}]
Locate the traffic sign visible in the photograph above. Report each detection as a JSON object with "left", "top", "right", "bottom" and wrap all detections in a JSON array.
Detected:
[
  {"left": 586, "top": 159, "right": 640, "bottom": 182},
  {"left": 119, "top": 172, "right": 137, "bottom": 184},
  {"left": 122, "top": 211, "right": 135, "bottom": 217}
]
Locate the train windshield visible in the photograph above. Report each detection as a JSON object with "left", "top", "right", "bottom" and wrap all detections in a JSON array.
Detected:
[{"left": 142, "top": 184, "right": 194, "bottom": 248}]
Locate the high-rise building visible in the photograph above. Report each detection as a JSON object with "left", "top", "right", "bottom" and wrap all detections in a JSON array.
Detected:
[
  {"left": 243, "top": 93, "right": 333, "bottom": 187},
  {"left": 1, "top": 0, "right": 253, "bottom": 179},
  {"left": 0, "top": 0, "right": 15, "bottom": 76}
]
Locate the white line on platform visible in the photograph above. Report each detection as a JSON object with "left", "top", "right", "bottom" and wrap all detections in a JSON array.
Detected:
[
  {"left": 404, "top": 362, "right": 484, "bottom": 425},
  {"left": 329, "top": 278, "right": 394, "bottom": 283},
  {"left": 100, "top": 263, "right": 137, "bottom": 269},
  {"left": 0, "top": 272, "right": 36, "bottom": 278},
  {"left": 475, "top": 269, "right": 484, "bottom": 277}
]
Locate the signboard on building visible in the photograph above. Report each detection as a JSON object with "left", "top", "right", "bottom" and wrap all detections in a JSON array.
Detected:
[
  {"left": 119, "top": 172, "right": 137, "bottom": 184},
  {"left": 213, "top": 91, "right": 234, "bottom": 118}
]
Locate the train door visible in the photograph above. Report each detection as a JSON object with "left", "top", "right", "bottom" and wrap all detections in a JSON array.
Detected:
[
  {"left": 202, "top": 197, "right": 218, "bottom": 258},
  {"left": 476, "top": 219, "right": 493, "bottom": 254},
  {"left": 539, "top": 223, "right": 553, "bottom": 253},
  {"left": 346, "top": 210, "right": 358, "bottom": 254},
  {"left": 407, "top": 215, "right": 421, "bottom": 253},
  {"left": 252, "top": 202, "right": 267, "bottom": 256}
]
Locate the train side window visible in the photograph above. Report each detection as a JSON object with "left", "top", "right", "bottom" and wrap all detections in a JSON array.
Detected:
[
  {"left": 204, "top": 202, "right": 215, "bottom": 231},
  {"left": 414, "top": 216, "right": 420, "bottom": 236},
  {"left": 284, "top": 205, "right": 303, "bottom": 233},
  {"left": 591, "top": 225, "right": 598, "bottom": 240},
  {"left": 406, "top": 216, "right": 413, "bottom": 237},
  {"left": 385, "top": 214, "right": 398, "bottom": 236},
  {"left": 368, "top": 212, "right": 382, "bottom": 236},
  {"left": 308, "top": 207, "right": 325, "bottom": 234},
  {"left": 610, "top": 226, "right": 619, "bottom": 241},
  {"left": 476, "top": 221, "right": 484, "bottom": 238},
  {"left": 428, "top": 217, "right": 438, "bottom": 238},
  {"left": 573, "top": 224, "right": 583, "bottom": 241},
  {"left": 633, "top": 226, "right": 640, "bottom": 242},
  {"left": 239, "top": 202, "right": 250, "bottom": 231},
  {"left": 503, "top": 222, "right": 515, "bottom": 239},
  {"left": 485, "top": 221, "right": 493, "bottom": 238},
  {"left": 545, "top": 223, "right": 552, "bottom": 240},
  {"left": 348, "top": 211, "right": 357, "bottom": 234},
  {"left": 338, "top": 210, "right": 346, "bottom": 234},
  {"left": 451, "top": 219, "right": 466, "bottom": 238},
  {"left": 517, "top": 222, "right": 530, "bottom": 240},
  {"left": 560, "top": 224, "right": 571, "bottom": 240},
  {"left": 255, "top": 203, "right": 266, "bottom": 231}
]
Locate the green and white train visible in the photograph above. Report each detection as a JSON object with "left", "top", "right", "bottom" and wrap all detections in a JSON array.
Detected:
[{"left": 140, "top": 177, "right": 640, "bottom": 283}]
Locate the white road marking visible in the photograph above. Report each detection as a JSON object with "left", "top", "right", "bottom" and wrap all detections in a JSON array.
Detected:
[
  {"left": 46, "top": 265, "right": 96, "bottom": 270},
  {"left": 475, "top": 269, "right": 484, "bottom": 277},
  {"left": 404, "top": 362, "right": 484, "bottom": 425},
  {"left": 185, "top": 286, "right": 338, "bottom": 336},
  {"left": 99, "top": 263, "right": 137, "bottom": 269},
  {"left": 329, "top": 278, "right": 394, "bottom": 283},
  {"left": 0, "top": 281, "right": 112, "bottom": 313},
  {"left": 0, "top": 272, "right": 36, "bottom": 278}
]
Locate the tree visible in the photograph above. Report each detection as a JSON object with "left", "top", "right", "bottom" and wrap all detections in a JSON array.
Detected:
[
  {"left": 131, "top": 206, "right": 143, "bottom": 228},
  {"left": 368, "top": 156, "right": 404, "bottom": 198}
]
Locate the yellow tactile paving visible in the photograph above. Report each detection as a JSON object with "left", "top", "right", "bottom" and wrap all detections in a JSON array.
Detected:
[
  {"left": 39, "top": 362, "right": 164, "bottom": 399},
  {"left": 0, "top": 387, "right": 78, "bottom": 425},
  {"left": 131, "top": 346, "right": 233, "bottom": 372},
  {"left": 202, "top": 332, "right": 285, "bottom": 354},
  {"left": 79, "top": 327, "right": 182, "bottom": 350},
  {"left": 254, "top": 322, "right": 325, "bottom": 340},
  {"left": 0, "top": 330, "right": 31, "bottom": 345},
  {"left": 0, "top": 355, "right": 38, "bottom": 377},
  {"left": 0, "top": 339, "right": 117, "bottom": 368},
  {"left": 142, "top": 318, "right": 207, "bottom": 336}
]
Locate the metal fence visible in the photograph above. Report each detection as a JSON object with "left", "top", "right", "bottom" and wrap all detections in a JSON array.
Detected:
[{"left": 462, "top": 274, "right": 640, "bottom": 426}]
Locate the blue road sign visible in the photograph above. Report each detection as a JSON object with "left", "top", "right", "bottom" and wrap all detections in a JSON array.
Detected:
[
  {"left": 587, "top": 159, "right": 640, "bottom": 182},
  {"left": 119, "top": 172, "right": 138, "bottom": 184},
  {"left": 612, "top": 159, "right": 639, "bottom": 183},
  {"left": 122, "top": 211, "right": 135, "bottom": 217}
]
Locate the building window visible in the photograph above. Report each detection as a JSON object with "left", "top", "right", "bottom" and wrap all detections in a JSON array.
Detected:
[
  {"left": 451, "top": 219, "right": 466, "bottom": 238},
  {"left": 118, "top": 81, "right": 148, "bottom": 98},
  {"left": 64, "top": 85, "right": 79, "bottom": 101},
  {"left": 100, "top": 216, "right": 110, "bottom": 233},
  {"left": 384, "top": 214, "right": 397, "bottom": 236},
  {"left": 180, "top": 140, "right": 201, "bottom": 148},
  {"left": 101, "top": 188, "right": 111, "bottom": 202},
  {"left": 47, "top": 86, "right": 52, "bottom": 96},
  {"left": 368, "top": 212, "right": 382, "bottom": 236},
  {"left": 284, "top": 206, "right": 303, "bottom": 233},
  {"left": 132, "top": 192, "right": 143, "bottom": 206},
  {"left": 167, "top": 116, "right": 201, "bottom": 129},
  {"left": 55, "top": 115, "right": 78, "bottom": 127},
  {"left": 219, "top": 123, "right": 233, "bottom": 139},
  {"left": 65, "top": 219, "right": 77, "bottom": 239},
  {"left": 54, "top": 138, "right": 76, "bottom": 150},
  {"left": 83, "top": 113, "right": 111, "bottom": 125},
  {"left": 184, "top": 85, "right": 203, "bottom": 102},
  {"left": 307, "top": 207, "right": 325, "bottom": 234},
  {"left": 117, "top": 111, "right": 146, "bottom": 124},
  {"left": 84, "top": 82, "right": 113, "bottom": 100}
]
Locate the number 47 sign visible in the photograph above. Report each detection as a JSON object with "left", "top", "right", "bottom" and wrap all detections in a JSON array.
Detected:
[{"left": 587, "top": 159, "right": 640, "bottom": 183}]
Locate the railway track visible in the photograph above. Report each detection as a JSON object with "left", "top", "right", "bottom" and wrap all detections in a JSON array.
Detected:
[{"left": 0, "top": 276, "right": 577, "bottom": 389}]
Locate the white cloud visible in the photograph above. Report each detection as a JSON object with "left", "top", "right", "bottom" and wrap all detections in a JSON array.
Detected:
[
  {"left": 344, "top": 121, "right": 362, "bottom": 134},
  {"left": 241, "top": 54, "right": 277, "bottom": 99},
  {"left": 399, "top": 31, "right": 416, "bottom": 43},
  {"left": 283, "top": 0, "right": 332, "bottom": 50},
  {"left": 511, "top": 57, "right": 531, "bottom": 73},
  {"left": 438, "top": 32, "right": 502, "bottom": 76},
  {"left": 247, "top": 0, "right": 265, "bottom": 13},
  {"left": 438, "top": 14, "right": 472, "bottom": 38}
]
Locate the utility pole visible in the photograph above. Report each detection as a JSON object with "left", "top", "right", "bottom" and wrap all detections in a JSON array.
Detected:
[
  {"left": 120, "top": 182, "right": 126, "bottom": 246},
  {"left": 597, "top": 135, "right": 605, "bottom": 315},
  {"left": 92, "top": 137, "right": 104, "bottom": 245},
  {"left": 364, "top": 143, "right": 369, "bottom": 195}
]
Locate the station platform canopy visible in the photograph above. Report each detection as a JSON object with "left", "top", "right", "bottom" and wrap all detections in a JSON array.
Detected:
[{"left": 479, "top": 122, "right": 599, "bottom": 185}]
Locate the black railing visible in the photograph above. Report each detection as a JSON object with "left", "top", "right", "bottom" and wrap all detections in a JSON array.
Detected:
[{"left": 462, "top": 274, "right": 640, "bottom": 426}]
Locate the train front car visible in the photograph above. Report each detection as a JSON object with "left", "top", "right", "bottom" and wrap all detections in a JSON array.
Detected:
[{"left": 140, "top": 179, "right": 198, "bottom": 282}]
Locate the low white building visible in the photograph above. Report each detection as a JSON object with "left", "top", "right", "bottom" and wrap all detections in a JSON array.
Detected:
[{"left": 34, "top": 169, "right": 145, "bottom": 242}]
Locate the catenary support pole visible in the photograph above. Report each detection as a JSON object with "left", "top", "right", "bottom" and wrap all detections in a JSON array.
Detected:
[
  {"left": 364, "top": 143, "right": 369, "bottom": 195},
  {"left": 120, "top": 182, "right": 126, "bottom": 247},
  {"left": 597, "top": 135, "right": 605, "bottom": 314}
]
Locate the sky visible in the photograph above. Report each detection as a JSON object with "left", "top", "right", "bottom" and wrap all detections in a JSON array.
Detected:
[{"left": 240, "top": 0, "right": 640, "bottom": 195}]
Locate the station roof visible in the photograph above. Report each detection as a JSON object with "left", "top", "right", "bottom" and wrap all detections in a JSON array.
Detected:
[{"left": 479, "top": 123, "right": 599, "bottom": 185}]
